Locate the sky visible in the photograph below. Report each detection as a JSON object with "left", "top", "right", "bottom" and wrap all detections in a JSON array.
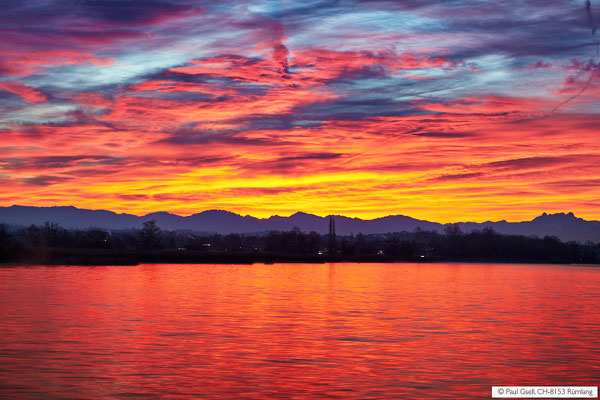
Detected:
[{"left": 1, "top": 0, "right": 599, "bottom": 222}]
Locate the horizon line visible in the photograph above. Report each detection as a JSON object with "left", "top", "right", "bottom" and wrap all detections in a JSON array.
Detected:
[{"left": 2, "top": 204, "right": 589, "bottom": 224}]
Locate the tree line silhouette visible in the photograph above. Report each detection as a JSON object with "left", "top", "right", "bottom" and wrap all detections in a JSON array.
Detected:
[{"left": 0, "top": 220, "right": 598, "bottom": 265}]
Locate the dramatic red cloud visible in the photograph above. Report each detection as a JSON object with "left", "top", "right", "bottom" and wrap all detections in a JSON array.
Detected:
[
  {"left": 0, "top": 50, "right": 114, "bottom": 77},
  {"left": 0, "top": 81, "right": 47, "bottom": 103},
  {"left": 169, "top": 49, "right": 455, "bottom": 89},
  {"left": 90, "top": 89, "right": 337, "bottom": 130},
  {"left": 417, "top": 95, "right": 553, "bottom": 115}
]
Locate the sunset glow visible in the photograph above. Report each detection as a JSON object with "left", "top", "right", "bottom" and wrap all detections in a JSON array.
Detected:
[{"left": 1, "top": 1, "right": 599, "bottom": 221}]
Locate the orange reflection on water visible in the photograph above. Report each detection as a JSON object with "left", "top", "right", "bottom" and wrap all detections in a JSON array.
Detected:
[{"left": 0, "top": 263, "right": 599, "bottom": 399}]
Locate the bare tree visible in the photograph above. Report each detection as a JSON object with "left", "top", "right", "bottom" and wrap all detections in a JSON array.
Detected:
[{"left": 140, "top": 220, "right": 162, "bottom": 249}]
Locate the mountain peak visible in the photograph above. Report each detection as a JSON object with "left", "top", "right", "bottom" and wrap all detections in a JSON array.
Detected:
[
  {"left": 536, "top": 211, "right": 577, "bottom": 220},
  {"left": 291, "top": 211, "right": 314, "bottom": 217},
  {"left": 144, "top": 211, "right": 174, "bottom": 217},
  {"left": 194, "top": 209, "right": 238, "bottom": 216}
]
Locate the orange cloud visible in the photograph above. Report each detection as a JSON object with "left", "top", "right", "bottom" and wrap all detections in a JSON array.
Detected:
[{"left": 3, "top": 89, "right": 599, "bottom": 223}]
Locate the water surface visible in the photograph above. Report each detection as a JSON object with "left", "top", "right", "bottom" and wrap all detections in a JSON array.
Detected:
[{"left": 0, "top": 263, "right": 598, "bottom": 399}]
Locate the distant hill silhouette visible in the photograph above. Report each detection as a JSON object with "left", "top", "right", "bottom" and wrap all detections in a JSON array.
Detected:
[{"left": 1, "top": 205, "right": 599, "bottom": 243}]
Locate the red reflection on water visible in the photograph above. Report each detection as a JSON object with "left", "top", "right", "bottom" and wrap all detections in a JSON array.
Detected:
[{"left": 0, "top": 263, "right": 599, "bottom": 399}]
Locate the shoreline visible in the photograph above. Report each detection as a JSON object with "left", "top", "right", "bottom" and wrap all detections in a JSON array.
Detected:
[{"left": 1, "top": 248, "right": 598, "bottom": 267}]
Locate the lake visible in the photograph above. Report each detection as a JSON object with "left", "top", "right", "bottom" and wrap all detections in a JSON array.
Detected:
[{"left": 0, "top": 263, "right": 598, "bottom": 399}]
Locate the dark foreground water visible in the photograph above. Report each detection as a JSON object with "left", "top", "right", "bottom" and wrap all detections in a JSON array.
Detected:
[{"left": 0, "top": 263, "right": 598, "bottom": 399}]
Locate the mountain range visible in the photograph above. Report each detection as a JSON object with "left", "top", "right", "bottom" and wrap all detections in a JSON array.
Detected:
[{"left": 1, "top": 205, "right": 599, "bottom": 243}]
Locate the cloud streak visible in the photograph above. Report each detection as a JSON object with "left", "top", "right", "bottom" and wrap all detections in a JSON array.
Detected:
[{"left": 0, "top": 81, "right": 47, "bottom": 103}]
